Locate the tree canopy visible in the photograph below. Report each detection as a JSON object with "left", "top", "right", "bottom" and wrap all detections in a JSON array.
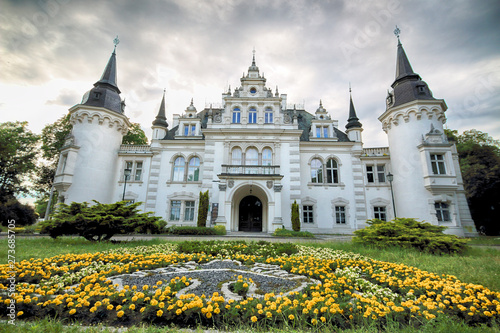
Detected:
[
  {"left": 0, "top": 121, "right": 39, "bottom": 201},
  {"left": 446, "top": 129, "right": 500, "bottom": 235}
]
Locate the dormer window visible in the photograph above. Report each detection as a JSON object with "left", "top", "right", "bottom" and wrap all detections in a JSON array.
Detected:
[
  {"left": 93, "top": 92, "right": 101, "bottom": 100},
  {"left": 417, "top": 85, "right": 426, "bottom": 94}
]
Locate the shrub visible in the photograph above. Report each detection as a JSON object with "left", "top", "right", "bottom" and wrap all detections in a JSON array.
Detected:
[
  {"left": 167, "top": 226, "right": 217, "bottom": 235},
  {"left": 39, "top": 201, "right": 166, "bottom": 241},
  {"left": 272, "top": 228, "right": 315, "bottom": 238},
  {"left": 0, "top": 199, "right": 37, "bottom": 226},
  {"left": 353, "top": 218, "right": 469, "bottom": 254},
  {"left": 197, "top": 190, "right": 209, "bottom": 227},
  {"left": 214, "top": 225, "right": 227, "bottom": 235},
  {"left": 291, "top": 200, "right": 300, "bottom": 232}
]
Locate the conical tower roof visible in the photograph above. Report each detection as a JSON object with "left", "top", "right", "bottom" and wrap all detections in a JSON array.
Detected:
[
  {"left": 152, "top": 90, "right": 168, "bottom": 128},
  {"left": 346, "top": 87, "right": 362, "bottom": 129}
]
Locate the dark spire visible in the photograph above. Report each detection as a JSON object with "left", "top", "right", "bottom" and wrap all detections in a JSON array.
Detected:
[
  {"left": 346, "top": 85, "right": 362, "bottom": 129},
  {"left": 152, "top": 89, "right": 168, "bottom": 128},
  {"left": 94, "top": 37, "right": 121, "bottom": 94},
  {"left": 248, "top": 48, "right": 259, "bottom": 72},
  {"left": 388, "top": 27, "right": 435, "bottom": 108},
  {"left": 81, "top": 37, "right": 123, "bottom": 113}
]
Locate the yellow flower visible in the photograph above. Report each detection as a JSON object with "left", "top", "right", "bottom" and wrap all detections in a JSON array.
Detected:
[
  {"left": 69, "top": 309, "right": 76, "bottom": 315},
  {"left": 129, "top": 304, "right": 135, "bottom": 310},
  {"left": 320, "top": 316, "right": 326, "bottom": 323},
  {"left": 157, "top": 310, "right": 163, "bottom": 317},
  {"left": 117, "top": 310, "right": 124, "bottom": 318},
  {"left": 176, "top": 309, "right": 182, "bottom": 315},
  {"left": 289, "top": 314, "right": 295, "bottom": 320},
  {"left": 251, "top": 315, "right": 258, "bottom": 322},
  {"left": 143, "top": 285, "right": 149, "bottom": 291},
  {"left": 140, "top": 307, "right": 146, "bottom": 313},
  {"left": 17, "top": 311, "right": 24, "bottom": 317},
  {"left": 206, "top": 312, "right": 212, "bottom": 319},
  {"left": 311, "top": 318, "right": 318, "bottom": 325},
  {"left": 107, "top": 304, "right": 114, "bottom": 310}
]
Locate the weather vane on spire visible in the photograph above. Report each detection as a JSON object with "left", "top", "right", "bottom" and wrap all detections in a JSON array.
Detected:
[
  {"left": 113, "top": 35, "right": 120, "bottom": 51},
  {"left": 394, "top": 26, "right": 401, "bottom": 42}
]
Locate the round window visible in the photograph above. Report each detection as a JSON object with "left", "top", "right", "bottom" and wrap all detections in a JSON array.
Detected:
[{"left": 250, "top": 87, "right": 257, "bottom": 94}]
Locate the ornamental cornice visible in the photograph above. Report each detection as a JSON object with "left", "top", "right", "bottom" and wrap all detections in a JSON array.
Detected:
[
  {"left": 69, "top": 106, "right": 131, "bottom": 135},
  {"left": 379, "top": 104, "right": 447, "bottom": 133}
]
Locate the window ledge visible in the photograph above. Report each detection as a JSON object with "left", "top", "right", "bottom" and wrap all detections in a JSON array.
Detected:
[
  {"left": 118, "top": 180, "right": 144, "bottom": 184},
  {"left": 307, "top": 183, "right": 345, "bottom": 188},
  {"left": 167, "top": 180, "right": 203, "bottom": 185}
]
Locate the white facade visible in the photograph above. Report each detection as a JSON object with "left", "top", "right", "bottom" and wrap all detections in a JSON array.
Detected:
[{"left": 53, "top": 44, "right": 477, "bottom": 237}]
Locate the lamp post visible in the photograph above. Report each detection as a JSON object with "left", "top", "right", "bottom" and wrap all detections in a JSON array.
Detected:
[
  {"left": 122, "top": 168, "right": 132, "bottom": 201},
  {"left": 387, "top": 172, "right": 396, "bottom": 218}
]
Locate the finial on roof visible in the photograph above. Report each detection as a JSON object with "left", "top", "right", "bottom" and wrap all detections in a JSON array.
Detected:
[
  {"left": 252, "top": 47, "right": 256, "bottom": 65},
  {"left": 349, "top": 82, "right": 352, "bottom": 94},
  {"left": 113, "top": 35, "right": 120, "bottom": 53},
  {"left": 152, "top": 90, "right": 168, "bottom": 128},
  {"left": 394, "top": 25, "right": 401, "bottom": 45}
]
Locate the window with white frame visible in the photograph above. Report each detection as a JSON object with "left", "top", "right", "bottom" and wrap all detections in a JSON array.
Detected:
[
  {"left": 59, "top": 153, "right": 68, "bottom": 174},
  {"left": 248, "top": 107, "right": 257, "bottom": 124},
  {"left": 303, "top": 205, "right": 314, "bottom": 223},
  {"left": 264, "top": 107, "right": 273, "bottom": 123},
  {"left": 311, "top": 158, "right": 323, "bottom": 183},
  {"left": 125, "top": 161, "right": 144, "bottom": 181},
  {"left": 172, "top": 157, "right": 185, "bottom": 182},
  {"left": 183, "top": 124, "right": 197, "bottom": 136},
  {"left": 374, "top": 206, "right": 387, "bottom": 221},
  {"left": 232, "top": 107, "right": 241, "bottom": 123},
  {"left": 335, "top": 206, "right": 346, "bottom": 224},
  {"left": 430, "top": 154, "right": 446, "bottom": 175},
  {"left": 326, "top": 159, "right": 339, "bottom": 184},
  {"left": 245, "top": 148, "right": 259, "bottom": 165},
  {"left": 170, "top": 200, "right": 181, "bottom": 221},
  {"left": 187, "top": 157, "right": 200, "bottom": 181},
  {"left": 366, "top": 164, "right": 386, "bottom": 183},
  {"left": 435, "top": 202, "right": 451, "bottom": 222},
  {"left": 316, "top": 126, "right": 329, "bottom": 138},
  {"left": 184, "top": 201, "right": 195, "bottom": 221}
]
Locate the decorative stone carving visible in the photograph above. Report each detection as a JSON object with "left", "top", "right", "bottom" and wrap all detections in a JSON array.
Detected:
[
  {"left": 266, "top": 180, "right": 273, "bottom": 189},
  {"left": 274, "top": 185, "right": 282, "bottom": 192},
  {"left": 218, "top": 184, "right": 227, "bottom": 191},
  {"left": 228, "top": 180, "right": 234, "bottom": 188}
]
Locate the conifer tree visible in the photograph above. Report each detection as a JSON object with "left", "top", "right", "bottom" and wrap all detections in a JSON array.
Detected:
[
  {"left": 197, "top": 190, "right": 209, "bottom": 227},
  {"left": 291, "top": 200, "right": 300, "bottom": 231}
]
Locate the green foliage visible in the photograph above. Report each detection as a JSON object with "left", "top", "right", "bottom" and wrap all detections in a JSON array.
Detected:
[
  {"left": 291, "top": 200, "right": 300, "bottom": 232},
  {"left": 197, "top": 190, "right": 209, "bottom": 227},
  {"left": 39, "top": 201, "right": 166, "bottom": 241},
  {"left": 0, "top": 199, "right": 37, "bottom": 226},
  {"left": 272, "top": 228, "right": 314, "bottom": 238},
  {"left": 214, "top": 225, "right": 227, "bottom": 235},
  {"left": 122, "top": 122, "right": 148, "bottom": 145},
  {"left": 0, "top": 121, "right": 40, "bottom": 200},
  {"left": 167, "top": 226, "right": 217, "bottom": 235},
  {"left": 445, "top": 129, "right": 500, "bottom": 235},
  {"left": 353, "top": 218, "right": 469, "bottom": 255}
]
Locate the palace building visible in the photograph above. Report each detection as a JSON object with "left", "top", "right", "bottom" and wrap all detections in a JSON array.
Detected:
[{"left": 53, "top": 36, "right": 477, "bottom": 237}]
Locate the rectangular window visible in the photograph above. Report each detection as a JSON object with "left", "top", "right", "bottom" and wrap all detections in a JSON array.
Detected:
[
  {"left": 366, "top": 166, "right": 375, "bottom": 183},
  {"left": 170, "top": 200, "right": 181, "bottom": 221},
  {"left": 232, "top": 111, "right": 241, "bottom": 123},
  {"left": 184, "top": 201, "right": 195, "bottom": 221},
  {"left": 135, "top": 161, "right": 143, "bottom": 181},
  {"left": 430, "top": 154, "right": 446, "bottom": 175},
  {"left": 435, "top": 202, "right": 451, "bottom": 222},
  {"left": 191, "top": 125, "right": 196, "bottom": 136},
  {"left": 316, "top": 127, "right": 321, "bottom": 138},
  {"left": 184, "top": 125, "right": 189, "bottom": 136},
  {"left": 323, "top": 126, "right": 329, "bottom": 138},
  {"left": 303, "top": 205, "right": 314, "bottom": 223},
  {"left": 249, "top": 111, "right": 257, "bottom": 124},
  {"left": 377, "top": 165, "right": 385, "bottom": 183},
  {"left": 335, "top": 206, "right": 346, "bottom": 224},
  {"left": 265, "top": 111, "right": 273, "bottom": 123},
  {"left": 374, "top": 206, "right": 387, "bottom": 221}
]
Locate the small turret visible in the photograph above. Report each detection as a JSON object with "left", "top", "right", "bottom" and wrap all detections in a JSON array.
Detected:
[
  {"left": 152, "top": 90, "right": 168, "bottom": 140},
  {"left": 345, "top": 86, "right": 363, "bottom": 142}
]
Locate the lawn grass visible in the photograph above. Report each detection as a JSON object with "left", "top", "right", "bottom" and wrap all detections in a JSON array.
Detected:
[{"left": 467, "top": 236, "right": 500, "bottom": 246}]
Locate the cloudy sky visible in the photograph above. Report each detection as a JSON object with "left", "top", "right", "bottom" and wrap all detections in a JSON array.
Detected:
[{"left": 1, "top": 0, "right": 499, "bottom": 147}]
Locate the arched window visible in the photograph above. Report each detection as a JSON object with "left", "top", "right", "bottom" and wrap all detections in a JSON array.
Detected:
[
  {"left": 326, "top": 158, "right": 339, "bottom": 184},
  {"left": 248, "top": 107, "right": 257, "bottom": 124},
  {"left": 262, "top": 148, "right": 272, "bottom": 165},
  {"left": 173, "top": 156, "right": 185, "bottom": 181},
  {"left": 311, "top": 158, "right": 323, "bottom": 183},
  {"left": 187, "top": 157, "right": 200, "bottom": 181},
  {"left": 245, "top": 148, "right": 259, "bottom": 165},
  {"left": 232, "top": 107, "right": 241, "bottom": 123},
  {"left": 231, "top": 148, "right": 242, "bottom": 165}
]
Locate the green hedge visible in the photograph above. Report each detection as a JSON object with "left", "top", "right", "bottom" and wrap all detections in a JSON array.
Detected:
[
  {"left": 353, "top": 218, "right": 469, "bottom": 255},
  {"left": 167, "top": 226, "right": 218, "bottom": 235},
  {"left": 272, "top": 228, "right": 315, "bottom": 238}
]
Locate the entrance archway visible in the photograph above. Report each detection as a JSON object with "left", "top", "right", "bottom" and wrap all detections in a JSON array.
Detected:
[{"left": 238, "top": 195, "right": 263, "bottom": 232}]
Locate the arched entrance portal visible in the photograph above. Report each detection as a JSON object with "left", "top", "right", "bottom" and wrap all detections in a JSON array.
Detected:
[{"left": 238, "top": 195, "right": 262, "bottom": 232}]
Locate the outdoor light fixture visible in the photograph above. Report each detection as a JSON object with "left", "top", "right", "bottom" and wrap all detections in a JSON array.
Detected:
[
  {"left": 122, "top": 168, "right": 132, "bottom": 201},
  {"left": 387, "top": 172, "right": 396, "bottom": 218}
]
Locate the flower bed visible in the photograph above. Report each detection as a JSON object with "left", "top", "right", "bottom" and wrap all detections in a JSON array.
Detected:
[{"left": 0, "top": 241, "right": 499, "bottom": 330}]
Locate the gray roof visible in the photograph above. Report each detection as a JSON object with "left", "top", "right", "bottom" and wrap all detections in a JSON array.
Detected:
[
  {"left": 346, "top": 93, "right": 362, "bottom": 129},
  {"left": 389, "top": 41, "right": 435, "bottom": 108},
  {"left": 152, "top": 91, "right": 168, "bottom": 128},
  {"left": 82, "top": 49, "right": 123, "bottom": 114}
]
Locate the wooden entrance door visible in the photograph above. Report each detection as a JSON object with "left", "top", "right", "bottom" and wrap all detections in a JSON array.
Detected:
[{"left": 238, "top": 196, "right": 262, "bottom": 232}]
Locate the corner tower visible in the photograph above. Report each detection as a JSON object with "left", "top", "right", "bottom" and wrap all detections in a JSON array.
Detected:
[
  {"left": 53, "top": 38, "right": 131, "bottom": 204},
  {"left": 378, "top": 28, "right": 476, "bottom": 236}
]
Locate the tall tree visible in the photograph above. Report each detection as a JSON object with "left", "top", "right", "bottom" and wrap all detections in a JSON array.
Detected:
[
  {"left": 446, "top": 129, "right": 500, "bottom": 235},
  {"left": 0, "top": 121, "right": 39, "bottom": 201},
  {"left": 123, "top": 122, "right": 148, "bottom": 145}
]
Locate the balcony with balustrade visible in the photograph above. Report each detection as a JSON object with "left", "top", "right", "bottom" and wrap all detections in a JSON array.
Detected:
[{"left": 218, "top": 165, "right": 283, "bottom": 180}]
